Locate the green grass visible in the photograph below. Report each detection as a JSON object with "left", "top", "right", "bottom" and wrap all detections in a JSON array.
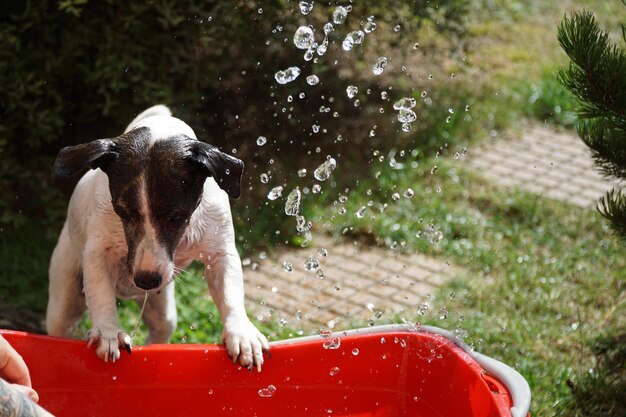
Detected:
[{"left": 302, "top": 154, "right": 626, "bottom": 417}]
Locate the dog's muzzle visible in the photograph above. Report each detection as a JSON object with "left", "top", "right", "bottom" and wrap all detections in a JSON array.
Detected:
[{"left": 134, "top": 271, "right": 162, "bottom": 290}]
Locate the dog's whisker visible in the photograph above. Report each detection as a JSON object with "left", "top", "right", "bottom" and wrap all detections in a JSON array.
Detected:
[{"left": 131, "top": 291, "right": 149, "bottom": 341}]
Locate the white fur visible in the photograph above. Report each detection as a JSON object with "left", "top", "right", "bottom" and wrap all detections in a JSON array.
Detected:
[{"left": 46, "top": 105, "right": 269, "bottom": 368}]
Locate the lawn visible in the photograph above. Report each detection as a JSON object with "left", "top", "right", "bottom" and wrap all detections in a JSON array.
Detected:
[{"left": 2, "top": 1, "right": 626, "bottom": 416}]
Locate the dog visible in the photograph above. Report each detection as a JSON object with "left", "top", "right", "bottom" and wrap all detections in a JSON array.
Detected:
[{"left": 46, "top": 105, "right": 269, "bottom": 371}]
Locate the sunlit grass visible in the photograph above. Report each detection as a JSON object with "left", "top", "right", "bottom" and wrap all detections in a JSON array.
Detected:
[{"left": 302, "top": 153, "right": 626, "bottom": 417}]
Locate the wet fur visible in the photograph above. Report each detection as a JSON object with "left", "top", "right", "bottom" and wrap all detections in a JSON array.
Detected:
[{"left": 46, "top": 105, "right": 269, "bottom": 368}]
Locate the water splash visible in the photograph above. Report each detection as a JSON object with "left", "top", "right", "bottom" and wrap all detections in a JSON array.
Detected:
[
  {"left": 267, "top": 186, "right": 283, "bottom": 200},
  {"left": 346, "top": 85, "right": 358, "bottom": 99},
  {"left": 299, "top": 1, "right": 313, "bottom": 15},
  {"left": 304, "top": 256, "right": 320, "bottom": 271},
  {"left": 275, "top": 67, "right": 301, "bottom": 84},
  {"left": 372, "top": 57, "right": 387, "bottom": 75},
  {"left": 342, "top": 31, "right": 364, "bottom": 51},
  {"left": 306, "top": 75, "right": 320, "bottom": 86},
  {"left": 393, "top": 97, "right": 417, "bottom": 110},
  {"left": 332, "top": 6, "right": 348, "bottom": 24},
  {"left": 397, "top": 109, "right": 417, "bottom": 123},
  {"left": 285, "top": 188, "right": 302, "bottom": 216},
  {"left": 258, "top": 384, "right": 277, "bottom": 398},
  {"left": 363, "top": 16, "right": 377, "bottom": 33},
  {"left": 294, "top": 26, "right": 315, "bottom": 50},
  {"left": 322, "top": 337, "right": 341, "bottom": 349},
  {"left": 314, "top": 158, "right": 337, "bottom": 181}
]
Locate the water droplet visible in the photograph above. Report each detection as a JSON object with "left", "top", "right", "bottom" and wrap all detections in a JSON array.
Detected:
[
  {"left": 312, "top": 124, "right": 320, "bottom": 133},
  {"left": 372, "top": 57, "right": 387, "bottom": 75},
  {"left": 282, "top": 261, "right": 293, "bottom": 272},
  {"left": 304, "top": 256, "right": 320, "bottom": 271},
  {"left": 381, "top": 91, "right": 388, "bottom": 100},
  {"left": 306, "top": 74, "right": 320, "bottom": 85},
  {"left": 294, "top": 26, "right": 315, "bottom": 50},
  {"left": 323, "top": 22, "right": 334, "bottom": 35},
  {"left": 363, "top": 20, "right": 377, "bottom": 33},
  {"left": 316, "top": 268, "right": 325, "bottom": 279},
  {"left": 393, "top": 97, "right": 417, "bottom": 110},
  {"left": 351, "top": 348, "right": 359, "bottom": 356},
  {"left": 329, "top": 366, "right": 341, "bottom": 376},
  {"left": 260, "top": 173, "right": 269, "bottom": 184},
  {"left": 299, "top": 92, "right": 306, "bottom": 99},
  {"left": 268, "top": 186, "right": 283, "bottom": 200},
  {"left": 439, "top": 307, "right": 448, "bottom": 320},
  {"left": 394, "top": 24, "right": 401, "bottom": 32},
  {"left": 423, "top": 224, "right": 443, "bottom": 244},
  {"left": 257, "top": 136, "right": 267, "bottom": 146},
  {"left": 275, "top": 67, "right": 301, "bottom": 85},
  {"left": 355, "top": 206, "right": 366, "bottom": 218},
  {"left": 322, "top": 337, "right": 341, "bottom": 350},
  {"left": 418, "top": 301, "right": 430, "bottom": 315},
  {"left": 332, "top": 6, "right": 347, "bottom": 24},
  {"left": 403, "top": 188, "right": 414, "bottom": 198},
  {"left": 391, "top": 193, "right": 400, "bottom": 201},
  {"left": 317, "top": 248, "right": 328, "bottom": 257},
  {"left": 312, "top": 183, "right": 321, "bottom": 193},
  {"left": 314, "top": 158, "right": 337, "bottom": 181},
  {"left": 299, "top": 1, "right": 313, "bottom": 15},
  {"left": 397, "top": 109, "right": 417, "bottom": 123},
  {"left": 258, "top": 384, "right": 277, "bottom": 397},
  {"left": 112, "top": 375, "right": 117, "bottom": 381},
  {"left": 380, "top": 337, "right": 386, "bottom": 344},
  {"left": 401, "top": 123, "right": 411, "bottom": 132},
  {"left": 346, "top": 85, "right": 358, "bottom": 99},
  {"left": 285, "top": 188, "right": 301, "bottom": 216},
  {"left": 430, "top": 165, "right": 438, "bottom": 175},
  {"left": 342, "top": 31, "right": 364, "bottom": 51},
  {"left": 208, "top": 389, "right": 214, "bottom": 395}
]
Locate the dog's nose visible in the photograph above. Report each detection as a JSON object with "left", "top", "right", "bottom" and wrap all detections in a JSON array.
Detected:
[{"left": 134, "top": 271, "right": 162, "bottom": 290}]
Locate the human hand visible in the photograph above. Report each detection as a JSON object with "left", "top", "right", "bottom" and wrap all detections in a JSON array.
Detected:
[{"left": 0, "top": 334, "right": 38, "bottom": 403}]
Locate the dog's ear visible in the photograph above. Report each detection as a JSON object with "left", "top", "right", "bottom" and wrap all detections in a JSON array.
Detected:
[
  {"left": 54, "top": 139, "right": 118, "bottom": 177},
  {"left": 187, "top": 141, "right": 244, "bottom": 199}
]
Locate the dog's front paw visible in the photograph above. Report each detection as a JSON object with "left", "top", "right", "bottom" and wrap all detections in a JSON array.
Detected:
[
  {"left": 222, "top": 317, "right": 270, "bottom": 372},
  {"left": 87, "top": 326, "right": 132, "bottom": 363}
]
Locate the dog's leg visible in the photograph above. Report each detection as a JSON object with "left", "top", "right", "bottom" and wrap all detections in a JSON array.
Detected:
[
  {"left": 140, "top": 282, "right": 177, "bottom": 344},
  {"left": 46, "top": 223, "right": 86, "bottom": 337},
  {"left": 82, "top": 244, "right": 132, "bottom": 362},
  {"left": 205, "top": 252, "right": 269, "bottom": 371}
]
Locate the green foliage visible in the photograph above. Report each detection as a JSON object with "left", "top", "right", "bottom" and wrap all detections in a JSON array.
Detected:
[
  {"left": 513, "top": 71, "right": 578, "bottom": 127},
  {"left": 0, "top": 0, "right": 470, "bottom": 254}
]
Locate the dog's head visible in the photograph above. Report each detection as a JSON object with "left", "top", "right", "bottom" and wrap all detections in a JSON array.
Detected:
[{"left": 54, "top": 126, "right": 243, "bottom": 291}]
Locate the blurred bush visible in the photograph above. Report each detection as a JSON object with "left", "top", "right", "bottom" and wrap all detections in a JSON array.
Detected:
[{"left": 0, "top": 0, "right": 469, "bottom": 251}]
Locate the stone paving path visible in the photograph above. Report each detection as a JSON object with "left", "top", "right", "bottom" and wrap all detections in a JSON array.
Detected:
[
  {"left": 243, "top": 124, "right": 618, "bottom": 331},
  {"left": 243, "top": 236, "right": 460, "bottom": 330},
  {"left": 467, "top": 125, "right": 620, "bottom": 209}
]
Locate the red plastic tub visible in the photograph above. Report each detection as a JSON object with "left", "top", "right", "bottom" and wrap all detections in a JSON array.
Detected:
[{"left": 1, "top": 324, "right": 530, "bottom": 417}]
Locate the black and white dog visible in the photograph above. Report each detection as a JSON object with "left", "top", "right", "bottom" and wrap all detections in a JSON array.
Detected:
[{"left": 47, "top": 105, "right": 269, "bottom": 370}]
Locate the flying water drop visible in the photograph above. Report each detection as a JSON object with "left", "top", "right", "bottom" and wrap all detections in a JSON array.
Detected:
[
  {"left": 346, "top": 85, "right": 358, "bottom": 99},
  {"left": 294, "top": 26, "right": 315, "bottom": 50},
  {"left": 267, "top": 186, "right": 283, "bottom": 200},
  {"left": 299, "top": 1, "right": 313, "bottom": 15},
  {"left": 285, "top": 188, "right": 301, "bottom": 216},
  {"left": 275, "top": 67, "right": 301, "bottom": 84},
  {"left": 314, "top": 158, "right": 337, "bottom": 181},
  {"left": 306, "top": 75, "right": 319, "bottom": 85},
  {"left": 332, "top": 6, "right": 347, "bottom": 24},
  {"left": 372, "top": 57, "right": 387, "bottom": 75}
]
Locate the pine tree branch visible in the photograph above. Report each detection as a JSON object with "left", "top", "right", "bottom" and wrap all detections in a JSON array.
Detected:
[
  {"left": 578, "top": 119, "right": 626, "bottom": 180},
  {"left": 598, "top": 188, "right": 626, "bottom": 244},
  {"left": 557, "top": 11, "right": 626, "bottom": 124}
]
